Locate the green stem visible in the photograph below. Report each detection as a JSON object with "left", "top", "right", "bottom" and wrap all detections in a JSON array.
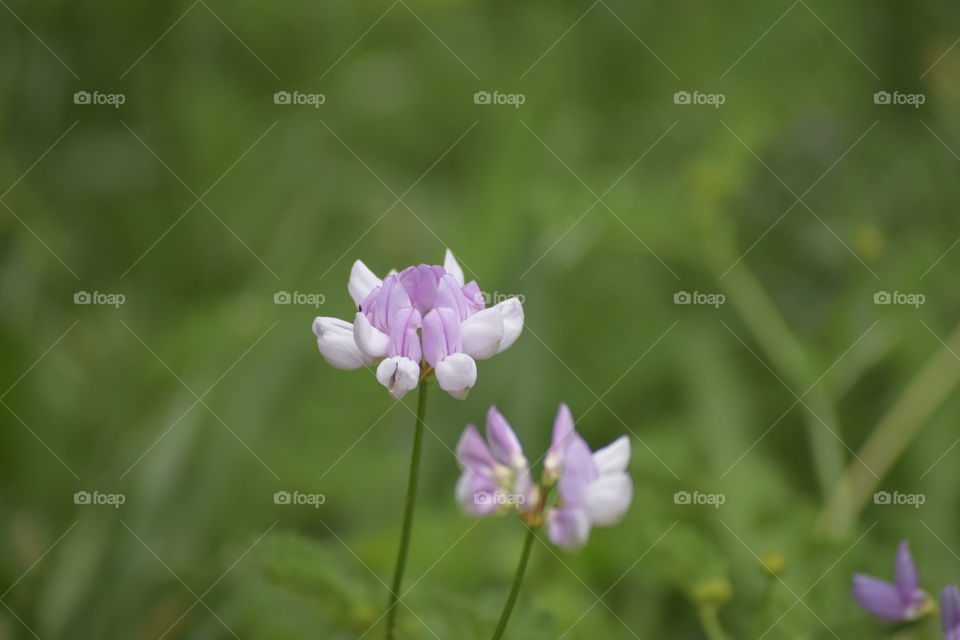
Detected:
[
  {"left": 818, "top": 321, "right": 960, "bottom": 539},
  {"left": 491, "top": 526, "right": 536, "bottom": 640},
  {"left": 385, "top": 382, "right": 428, "bottom": 640},
  {"left": 696, "top": 605, "right": 732, "bottom": 640}
]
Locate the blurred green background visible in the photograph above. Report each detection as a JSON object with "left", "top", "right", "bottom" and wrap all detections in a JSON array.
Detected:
[{"left": 2, "top": 0, "right": 960, "bottom": 638}]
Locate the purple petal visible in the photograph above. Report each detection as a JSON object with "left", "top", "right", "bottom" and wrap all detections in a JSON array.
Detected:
[
  {"left": 461, "top": 281, "right": 486, "bottom": 313},
  {"left": 558, "top": 435, "right": 597, "bottom": 507},
  {"left": 545, "top": 403, "right": 575, "bottom": 477},
  {"left": 546, "top": 506, "right": 591, "bottom": 551},
  {"left": 421, "top": 307, "right": 462, "bottom": 368},
  {"left": 895, "top": 540, "right": 919, "bottom": 602},
  {"left": 455, "top": 470, "right": 500, "bottom": 516},
  {"left": 398, "top": 265, "right": 445, "bottom": 312},
  {"left": 485, "top": 406, "right": 525, "bottom": 468},
  {"left": 456, "top": 425, "right": 496, "bottom": 473},
  {"left": 434, "top": 274, "right": 473, "bottom": 320},
  {"left": 387, "top": 307, "right": 422, "bottom": 362},
  {"left": 942, "top": 585, "right": 960, "bottom": 636},
  {"left": 852, "top": 574, "right": 908, "bottom": 623}
]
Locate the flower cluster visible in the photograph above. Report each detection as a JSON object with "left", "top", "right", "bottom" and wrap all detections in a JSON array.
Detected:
[
  {"left": 455, "top": 404, "right": 633, "bottom": 551},
  {"left": 313, "top": 250, "right": 523, "bottom": 399}
]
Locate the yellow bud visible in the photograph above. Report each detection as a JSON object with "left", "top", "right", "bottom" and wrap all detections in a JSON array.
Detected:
[
  {"left": 761, "top": 552, "right": 786, "bottom": 577},
  {"left": 694, "top": 578, "right": 733, "bottom": 606}
]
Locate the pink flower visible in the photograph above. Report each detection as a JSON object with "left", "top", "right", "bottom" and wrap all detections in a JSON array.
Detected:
[
  {"left": 454, "top": 403, "right": 633, "bottom": 552},
  {"left": 313, "top": 250, "right": 523, "bottom": 399}
]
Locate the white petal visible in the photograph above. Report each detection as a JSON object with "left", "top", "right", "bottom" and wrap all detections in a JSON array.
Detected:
[
  {"left": 376, "top": 356, "right": 420, "bottom": 399},
  {"left": 494, "top": 297, "right": 524, "bottom": 353},
  {"left": 312, "top": 317, "right": 373, "bottom": 370},
  {"left": 460, "top": 306, "right": 505, "bottom": 360},
  {"left": 443, "top": 249, "right": 465, "bottom": 286},
  {"left": 348, "top": 259, "right": 382, "bottom": 308},
  {"left": 353, "top": 312, "right": 389, "bottom": 357},
  {"left": 545, "top": 506, "right": 591, "bottom": 552},
  {"left": 435, "top": 353, "right": 477, "bottom": 400},
  {"left": 584, "top": 472, "right": 632, "bottom": 526},
  {"left": 592, "top": 436, "right": 631, "bottom": 475}
]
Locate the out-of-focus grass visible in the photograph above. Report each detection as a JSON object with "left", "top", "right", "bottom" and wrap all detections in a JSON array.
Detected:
[{"left": 2, "top": 0, "right": 960, "bottom": 638}]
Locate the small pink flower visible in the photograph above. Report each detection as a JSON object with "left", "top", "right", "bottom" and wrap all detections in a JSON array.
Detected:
[{"left": 313, "top": 250, "right": 524, "bottom": 399}]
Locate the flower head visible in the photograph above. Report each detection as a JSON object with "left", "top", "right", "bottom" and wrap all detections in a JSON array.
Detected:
[
  {"left": 455, "top": 406, "right": 537, "bottom": 516},
  {"left": 454, "top": 403, "right": 632, "bottom": 552},
  {"left": 313, "top": 250, "right": 523, "bottom": 399},
  {"left": 852, "top": 541, "right": 932, "bottom": 624},
  {"left": 942, "top": 585, "right": 960, "bottom": 640}
]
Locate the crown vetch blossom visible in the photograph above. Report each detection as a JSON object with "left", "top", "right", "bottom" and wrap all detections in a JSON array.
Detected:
[
  {"left": 852, "top": 541, "right": 931, "bottom": 624},
  {"left": 312, "top": 250, "right": 523, "bottom": 399},
  {"left": 943, "top": 585, "right": 960, "bottom": 640},
  {"left": 454, "top": 403, "right": 632, "bottom": 552}
]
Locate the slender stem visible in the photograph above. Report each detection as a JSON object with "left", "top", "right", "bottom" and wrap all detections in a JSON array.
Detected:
[
  {"left": 491, "top": 526, "right": 536, "bottom": 640},
  {"left": 385, "top": 382, "right": 428, "bottom": 640},
  {"left": 696, "top": 605, "right": 732, "bottom": 640}
]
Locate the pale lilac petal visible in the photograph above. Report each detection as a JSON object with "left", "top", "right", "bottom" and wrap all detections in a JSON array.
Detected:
[
  {"left": 443, "top": 249, "right": 465, "bottom": 286},
  {"left": 584, "top": 472, "right": 632, "bottom": 526},
  {"left": 387, "top": 307, "right": 422, "bottom": 362},
  {"left": 852, "top": 574, "right": 908, "bottom": 623},
  {"left": 895, "top": 540, "right": 919, "bottom": 602},
  {"left": 312, "top": 317, "right": 373, "bottom": 369},
  {"left": 513, "top": 467, "right": 539, "bottom": 514},
  {"left": 434, "top": 274, "right": 473, "bottom": 320},
  {"left": 942, "top": 585, "right": 960, "bottom": 638},
  {"left": 461, "top": 281, "right": 486, "bottom": 313},
  {"left": 493, "top": 297, "right": 524, "bottom": 353},
  {"left": 559, "top": 435, "right": 597, "bottom": 506},
  {"left": 398, "top": 265, "right": 445, "bottom": 312},
  {"left": 592, "top": 437, "right": 631, "bottom": 476},
  {"left": 455, "top": 471, "right": 500, "bottom": 516},
  {"left": 459, "top": 306, "right": 505, "bottom": 360},
  {"left": 486, "top": 406, "right": 525, "bottom": 468},
  {"left": 546, "top": 506, "right": 591, "bottom": 551},
  {"left": 375, "top": 356, "right": 420, "bottom": 399},
  {"left": 544, "top": 403, "right": 575, "bottom": 479},
  {"left": 348, "top": 260, "right": 381, "bottom": 308},
  {"left": 435, "top": 353, "right": 477, "bottom": 400},
  {"left": 422, "top": 308, "right": 462, "bottom": 368},
  {"left": 353, "top": 311, "right": 389, "bottom": 357},
  {"left": 456, "top": 425, "right": 495, "bottom": 473}
]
